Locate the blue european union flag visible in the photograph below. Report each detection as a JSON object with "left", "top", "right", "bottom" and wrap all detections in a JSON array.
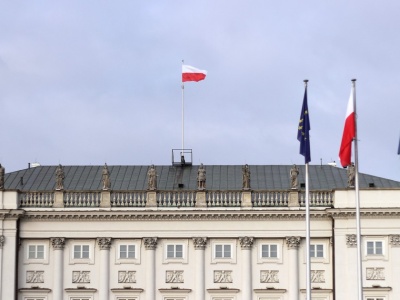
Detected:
[
  {"left": 398, "top": 136, "right": 400, "bottom": 155},
  {"left": 297, "top": 86, "right": 311, "bottom": 163}
]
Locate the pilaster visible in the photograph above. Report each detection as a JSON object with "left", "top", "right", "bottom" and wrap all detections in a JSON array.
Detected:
[
  {"left": 193, "top": 237, "right": 207, "bottom": 300},
  {"left": 100, "top": 191, "right": 111, "bottom": 208},
  {"left": 288, "top": 191, "right": 299, "bottom": 207},
  {"left": 195, "top": 192, "right": 207, "bottom": 208},
  {"left": 97, "top": 238, "right": 112, "bottom": 300},
  {"left": 241, "top": 192, "right": 252, "bottom": 207},
  {"left": 144, "top": 237, "right": 157, "bottom": 300},
  {"left": 51, "top": 237, "right": 65, "bottom": 300},
  {"left": 146, "top": 192, "right": 157, "bottom": 207},
  {"left": 239, "top": 236, "right": 254, "bottom": 300},
  {"left": 53, "top": 191, "right": 64, "bottom": 208},
  {"left": 286, "top": 236, "right": 300, "bottom": 300}
]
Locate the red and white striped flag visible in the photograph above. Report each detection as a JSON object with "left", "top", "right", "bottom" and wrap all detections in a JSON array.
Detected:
[
  {"left": 339, "top": 88, "right": 356, "bottom": 167},
  {"left": 182, "top": 65, "right": 207, "bottom": 82}
]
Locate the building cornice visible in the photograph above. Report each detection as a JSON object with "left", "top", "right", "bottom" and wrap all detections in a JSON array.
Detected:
[
  {"left": 0, "top": 209, "right": 25, "bottom": 220},
  {"left": 20, "top": 209, "right": 331, "bottom": 221},
  {"left": 327, "top": 208, "right": 400, "bottom": 219}
]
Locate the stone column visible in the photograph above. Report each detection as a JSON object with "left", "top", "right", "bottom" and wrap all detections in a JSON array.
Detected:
[
  {"left": 51, "top": 238, "right": 65, "bottom": 300},
  {"left": 144, "top": 237, "right": 158, "bottom": 300},
  {"left": 239, "top": 236, "right": 254, "bottom": 300},
  {"left": 97, "top": 238, "right": 112, "bottom": 300},
  {"left": 286, "top": 236, "right": 301, "bottom": 300},
  {"left": 193, "top": 237, "right": 207, "bottom": 300}
]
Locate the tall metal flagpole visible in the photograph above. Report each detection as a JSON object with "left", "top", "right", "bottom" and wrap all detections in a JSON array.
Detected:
[
  {"left": 352, "top": 78, "right": 363, "bottom": 300},
  {"left": 181, "top": 60, "right": 185, "bottom": 159},
  {"left": 304, "top": 80, "right": 311, "bottom": 300},
  {"left": 297, "top": 79, "right": 311, "bottom": 300}
]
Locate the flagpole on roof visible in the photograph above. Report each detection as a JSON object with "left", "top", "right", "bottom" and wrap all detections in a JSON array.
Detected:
[
  {"left": 304, "top": 80, "right": 311, "bottom": 300},
  {"left": 297, "top": 79, "right": 311, "bottom": 300},
  {"left": 181, "top": 59, "right": 185, "bottom": 162},
  {"left": 352, "top": 79, "right": 364, "bottom": 300}
]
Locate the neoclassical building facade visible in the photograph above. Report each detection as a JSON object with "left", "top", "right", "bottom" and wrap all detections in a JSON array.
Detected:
[{"left": 0, "top": 164, "right": 400, "bottom": 300}]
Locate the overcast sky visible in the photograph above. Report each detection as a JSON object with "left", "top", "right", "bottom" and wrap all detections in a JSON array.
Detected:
[{"left": 1, "top": 1, "right": 399, "bottom": 181}]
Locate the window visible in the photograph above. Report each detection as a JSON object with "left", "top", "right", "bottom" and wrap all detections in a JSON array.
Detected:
[
  {"left": 211, "top": 240, "right": 236, "bottom": 264},
  {"left": 167, "top": 244, "right": 183, "bottom": 259},
  {"left": 74, "top": 245, "right": 90, "bottom": 259},
  {"left": 310, "top": 244, "right": 324, "bottom": 258},
  {"left": 367, "top": 241, "right": 383, "bottom": 255},
  {"left": 261, "top": 244, "right": 278, "bottom": 258},
  {"left": 28, "top": 245, "right": 45, "bottom": 259},
  {"left": 215, "top": 244, "right": 232, "bottom": 258},
  {"left": 366, "top": 298, "right": 385, "bottom": 300},
  {"left": 119, "top": 245, "right": 135, "bottom": 259}
]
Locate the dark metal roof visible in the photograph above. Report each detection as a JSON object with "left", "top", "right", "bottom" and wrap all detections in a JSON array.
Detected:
[{"left": 4, "top": 165, "right": 400, "bottom": 192}]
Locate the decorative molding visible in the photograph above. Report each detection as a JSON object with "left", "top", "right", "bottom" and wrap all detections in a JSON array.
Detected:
[
  {"left": 239, "top": 236, "right": 254, "bottom": 249},
  {"left": 346, "top": 234, "right": 357, "bottom": 247},
  {"left": 328, "top": 209, "right": 400, "bottom": 219},
  {"left": 97, "top": 237, "right": 112, "bottom": 250},
  {"left": 366, "top": 267, "right": 385, "bottom": 280},
  {"left": 311, "top": 270, "right": 325, "bottom": 283},
  {"left": 26, "top": 271, "right": 44, "bottom": 283},
  {"left": 166, "top": 270, "right": 184, "bottom": 283},
  {"left": 285, "top": 236, "right": 300, "bottom": 249},
  {"left": 0, "top": 235, "right": 5, "bottom": 248},
  {"left": 389, "top": 235, "right": 400, "bottom": 247},
  {"left": 21, "top": 210, "right": 331, "bottom": 221},
  {"left": 214, "top": 270, "right": 233, "bottom": 283},
  {"left": 72, "top": 271, "right": 90, "bottom": 283},
  {"left": 118, "top": 271, "right": 136, "bottom": 283},
  {"left": 260, "top": 270, "right": 279, "bottom": 283},
  {"left": 143, "top": 237, "right": 158, "bottom": 250},
  {"left": 51, "top": 237, "right": 65, "bottom": 249},
  {"left": 192, "top": 237, "right": 207, "bottom": 250}
]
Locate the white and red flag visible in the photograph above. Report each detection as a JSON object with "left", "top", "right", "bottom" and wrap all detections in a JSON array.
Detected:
[
  {"left": 339, "top": 88, "right": 356, "bottom": 167},
  {"left": 182, "top": 65, "right": 207, "bottom": 82}
]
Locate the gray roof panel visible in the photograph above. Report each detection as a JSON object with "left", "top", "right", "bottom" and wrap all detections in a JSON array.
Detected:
[{"left": 4, "top": 164, "right": 400, "bottom": 191}]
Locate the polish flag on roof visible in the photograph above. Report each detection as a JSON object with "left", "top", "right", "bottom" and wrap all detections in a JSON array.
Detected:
[
  {"left": 339, "top": 89, "right": 356, "bottom": 167},
  {"left": 182, "top": 65, "right": 207, "bottom": 82}
]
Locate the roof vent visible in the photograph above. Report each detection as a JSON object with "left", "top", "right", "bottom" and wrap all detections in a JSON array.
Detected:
[
  {"left": 300, "top": 183, "right": 305, "bottom": 188},
  {"left": 28, "top": 162, "right": 41, "bottom": 168},
  {"left": 369, "top": 183, "right": 375, "bottom": 188}
]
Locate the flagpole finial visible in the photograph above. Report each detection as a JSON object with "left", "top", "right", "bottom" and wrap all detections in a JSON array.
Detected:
[
  {"left": 352, "top": 78, "right": 356, "bottom": 82},
  {"left": 303, "top": 79, "right": 309, "bottom": 83}
]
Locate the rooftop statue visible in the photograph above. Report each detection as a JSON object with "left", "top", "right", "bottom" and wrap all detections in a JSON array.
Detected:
[
  {"left": 102, "top": 164, "right": 111, "bottom": 190},
  {"left": 55, "top": 164, "right": 64, "bottom": 190},
  {"left": 197, "top": 163, "right": 206, "bottom": 190},
  {"left": 147, "top": 165, "right": 157, "bottom": 190},
  {"left": 242, "top": 164, "right": 251, "bottom": 190},
  {"left": 290, "top": 164, "right": 299, "bottom": 189}
]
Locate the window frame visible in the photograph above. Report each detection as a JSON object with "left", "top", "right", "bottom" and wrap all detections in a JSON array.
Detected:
[
  {"left": 114, "top": 239, "right": 141, "bottom": 265},
  {"left": 310, "top": 244, "right": 324, "bottom": 258},
  {"left": 257, "top": 239, "right": 283, "bottom": 264},
  {"left": 69, "top": 240, "right": 95, "bottom": 265},
  {"left": 363, "top": 236, "right": 388, "bottom": 261},
  {"left": 163, "top": 239, "right": 188, "bottom": 264},
  {"left": 303, "top": 239, "right": 330, "bottom": 264},
  {"left": 211, "top": 239, "right": 237, "bottom": 264},
  {"left": 24, "top": 240, "right": 49, "bottom": 265}
]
